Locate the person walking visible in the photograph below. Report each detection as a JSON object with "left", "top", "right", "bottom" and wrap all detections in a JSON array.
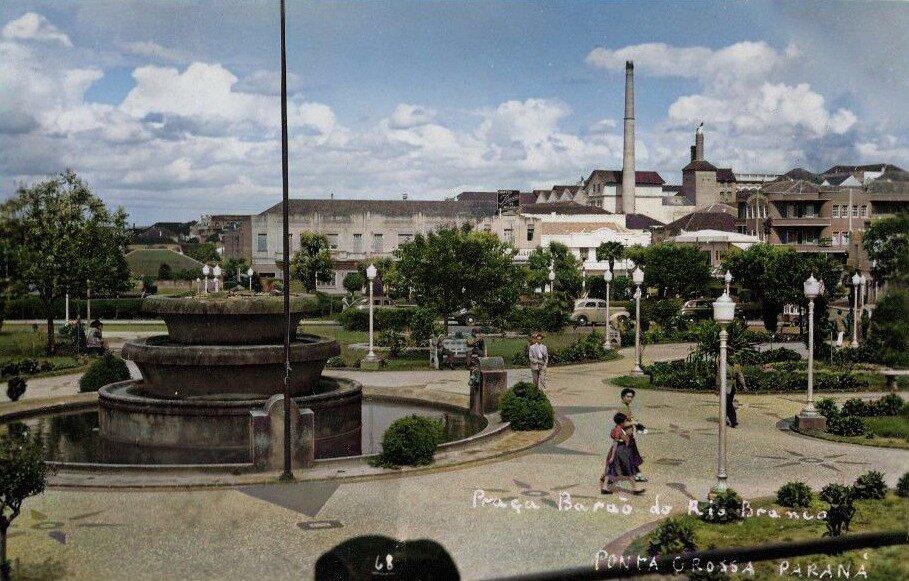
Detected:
[
  {"left": 528, "top": 333, "right": 549, "bottom": 389},
  {"left": 600, "top": 412, "right": 644, "bottom": 495},
  {"left": 619, "top": 388, "right": 647, "bottom": 482}
]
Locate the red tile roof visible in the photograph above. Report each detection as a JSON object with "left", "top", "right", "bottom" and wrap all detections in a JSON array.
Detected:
[{"left": 586, "top": 170, "right": 665, "bottom": 186}]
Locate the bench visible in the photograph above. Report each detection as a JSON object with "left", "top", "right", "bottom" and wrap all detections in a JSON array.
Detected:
[{"left": 880, "top": 369, "right": 909, "bottom": 392}]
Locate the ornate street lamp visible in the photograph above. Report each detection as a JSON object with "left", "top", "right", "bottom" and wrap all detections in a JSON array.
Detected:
[
  {"left": 798, "top": 275, "right": 826, "bottom": 431},
  {"left": 247, "top": 267, "right": 254, "bottom": 292},
  {"left": 86, "top": 279, "right": 92, "bottom": 321},
  {"left": 712, "top": 291, "right": 735, "bottom": 493},
  {"left": 858, "top": 272, "right": 867, "bottom": 316},
  {"left": 212, "top": 265, "right": 222, "bottom": 293},
  {"left": 548, "top": 261, "right": 556, "bottom": 294},
  {"left": 603, "top": 266, "right": 613, "bottom": 349},
  {"left": 202, "top": 264, "right": 211, "bottom": 294},
  {"left": 724, "top": 270, "right": 733, "bottom": 296},
  {"left": 631, "top": 266, "right": 645, "bottom": 376},
  {"left": 365, "top": 263, "right": 378, "bottom": 362},
  {"left": 851, "top": 272, "right": 861, "bottom": 348}
]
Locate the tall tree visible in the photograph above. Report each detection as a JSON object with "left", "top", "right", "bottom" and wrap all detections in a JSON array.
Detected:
[
  {"left": 863, "top": 213, "right": 908, "bottom": 286},
  {"left": 290, "top": 232, "right": 335, "bottom": 292},
  {"left": 0, "top": 428, "right": 47, "bottom": 581},
  {"left": 390, "top": 225, "right": 522, "bottom": 328},
  {"left": 595, "top": 241, "right": 625, "bottom": 272},
  {"left": 526, "top": 242, "right": 584, "bottom": 297},
  {"left": 1, "top": 171, "right": 130, "bottom": 354},
  {"left": 636, "top": 244, "right": 711, "bottom": 298}
]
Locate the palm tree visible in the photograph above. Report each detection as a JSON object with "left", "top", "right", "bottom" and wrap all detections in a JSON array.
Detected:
[{"left": 595, "top": 241, "right": 625, "bottom": 272}]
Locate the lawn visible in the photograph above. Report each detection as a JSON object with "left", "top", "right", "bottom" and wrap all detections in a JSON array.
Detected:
[
  {"left": 125, "top": 248, "right": 203, "bottom": 276},
  {"left": 626, "top": 493, "right": 909, "bottom": 580},
  {"left": 801, "top": 415, "right": 909, "bottom": 450}
]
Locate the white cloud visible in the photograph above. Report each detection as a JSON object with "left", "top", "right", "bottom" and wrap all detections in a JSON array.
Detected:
[
  {"left": 2, "top": 12, "right": 72, "bottom": 47},
  {"left": 119, "top": 41, "right": 190, "bottom": 64},
  {"left": 234, "top": 69, "right": 303, "bottom": 96},
  {"left": 388, "top": 104, "right": 436, "bottom": 130}
]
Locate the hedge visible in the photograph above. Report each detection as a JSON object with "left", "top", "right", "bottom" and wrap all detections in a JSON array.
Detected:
[
  {"left": 499, "top": 381, "right": 554, "bottom": 430},
  {"left": 338, "top": 306, "right": 416, "bottom": 332},
  {"left": 5, "top": 297, "right": 145, "bottom": 320},
  {"left": 376, "top": 415, "right": 443, "bottom": 467},
  {"left": 79, "top": 353, "right": 131, "bottom": 392}
]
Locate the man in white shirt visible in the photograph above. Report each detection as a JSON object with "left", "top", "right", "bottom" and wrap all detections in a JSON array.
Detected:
[{"left": 528, "top": 333, "right": 549, "bottom": 389}]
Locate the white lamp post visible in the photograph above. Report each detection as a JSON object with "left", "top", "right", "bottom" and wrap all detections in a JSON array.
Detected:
[
  {"left": 712, "top": 291, "right": 735, "bottom": 493},
  {"left": 86, "top": 279, "right": 91, "bottom": 321},
  {"left": 799, "top": 275, "right": 824, "bottom": 430},
  {"left": 65, "top": 293, "right": 70, "bottom": 322},
  {"left": 247, "top": 267, "right": 254, "bottom": 292},
  {"left": 724, "top": 270, "right": 733, "bottom": 296},
  {"left": 851, "top": 272, "right": 861, "bottom": 348},
  {"left": 548, "top": 262, "right": 556, "bottom": 294},
  {"left": 632, "top": 266, "right": 645, "bottom": 376},
  {"left": 213, "top": 265, "right": 222, "bottom": 293},
  {"left": 202, "top": 264, "right": 210, "bottom": 294},
  {"left": 196, "top": 277, "right": 201, "bottom": 294},
  {"left": 603, "top": 266, "right": 613, "bottom": 349},
  {"left": 365, "top": 263, "right": 378, "bottom": 362},
  {"left": 581, "top": 265, "right": 587, "bottom": 293},
  {"left": 858, "top": 272, "right": 867, "bottom": 323}
]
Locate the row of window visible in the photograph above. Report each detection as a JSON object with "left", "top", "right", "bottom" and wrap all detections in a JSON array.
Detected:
[
  {"left": 831, "top": 205, "right": 869, "bottom": 218},
  {"left": 255, "top": 232, "right": 416, "bottom": 254}
]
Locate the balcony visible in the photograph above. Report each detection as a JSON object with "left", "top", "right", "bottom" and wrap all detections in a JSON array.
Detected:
[
  {"left": 792, "top": 243, "right": 848, "bottom": 254},
  {"left": 773, "top": 217, "right": 830, "bottom": 227}
]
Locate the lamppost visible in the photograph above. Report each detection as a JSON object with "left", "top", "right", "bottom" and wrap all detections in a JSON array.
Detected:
[
  {"left": 65, "top": 293, "right": 70, "bottom": 322},
  {"left": 196, "top": 278, "right": 201, "bottom": 294},
  {"left": 851, "top": 272, "right": 861, "bottom": 348},
  {"left": 603, "top": 266, "right": 613, "bottom": 349},
  {"left": 724, "top": 270, "right": 732, "bottom": 296},
  {"left": 247, "top": 267, "right": 254, "bottom": 292},
  {"left": 365, "top": 263, "right": 378, "bottom": 362},
  {"left": 712, "top": 291, "right": 735, "bottom": 493},
  {"left": 581, "top": 265, "right": 587, "bottom": 294},
  {"left": 858, "top": 273, "right": 867, "bottom": 333},
  {"left": 548, "top": 262, "right": 556, "bottom": 294},
  {"left": 632, "top": 266, "right": 645, "bottom": 376},
  {"left": 798, "top": 275, "right": 826, "bottom": 431},
  {"left": 86, "top": 279, "right": 92, "bottom": 321},
  {"left": 213, "top": 265, "right": 222, "bottom": 293},
  {"left": 202, "top": 264, "right": 210, "bottom": 294}
]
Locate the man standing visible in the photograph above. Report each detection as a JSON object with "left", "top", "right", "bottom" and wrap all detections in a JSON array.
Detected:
[{"left": 528, "top": 333, "right": 549, "bottom": 389}]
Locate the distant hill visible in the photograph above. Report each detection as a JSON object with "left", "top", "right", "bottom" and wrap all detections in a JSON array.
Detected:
[{"left": 126, "top": 248, "right": 204, "bottom": 276}]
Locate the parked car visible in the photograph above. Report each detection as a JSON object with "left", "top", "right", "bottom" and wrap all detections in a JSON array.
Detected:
[
  {"left": 446, "top": 308, "right": 477, "bottom": 326},
  {"left": 680, "top": 297, "right": 714, "bottom": 320},
  {"left": 350, "top": 296, "right": 396, "bottom": 310},
  {"left": 571, "top": 299, "right": 629, "bottom": 326}
]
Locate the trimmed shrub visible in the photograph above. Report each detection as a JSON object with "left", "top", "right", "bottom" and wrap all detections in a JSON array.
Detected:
[
  {"left": 897, "top": 472, "right": 909, "bottom": 498},
  {"left": 377, "top": 415, "right": 443, "bottom": 467},
  {"left": 338, "top": 306, "right": 416, "bottom": 332},
  {"left": 510, "top": 350, "right": 529, "bottom": 367},
  {"left": 698, "top": 488, "right": 743, "bottom": 524},
  {"left": 872, "top": 394, "right": 905, "bottom": 417},
  {"left": 820, "top": 483, "right": 855, "bottom": 537},
  {"left": 551, "top": 331, "right": 611, "bottom": 364},
  {"left": 1, "top": 359, "right": 45, "bottom": 379},
  {"left": 6, "top": 376, "right": 27, "bottom": 402},
  {"left": 499, "top": 381, "right": 554, "bottom": 430},
  {"left": 826, "top": 415, "right": 865, "bottom": 437},
  {"left": 325, "top": 356, "right": 346, "bottom": 368},
  {"left": 647, "top": 517, "right": 697, "bottom": 556},
  {"left": 409, "top": 307, "right": 438, "bottom": 346},
  {"left": 759, "top": 347, "right": 802, "bottom": 364},
  {"left": 841, "top": 398, "right": 868, "bottom": 417},
  {"left": 815, "top": 398, "right": 839, "bottom": 419},
  {"left": 776, "top": 482, "right": 814, "bottom": 508},
  {"left": 377, "top": 329, "right": 406, "bottom": 358},
  {"left": 78, "top": 353, "right": 131, "bottom": 393},
  {"left": 851, "top": 471, "right": 887, "bottom": 500}
]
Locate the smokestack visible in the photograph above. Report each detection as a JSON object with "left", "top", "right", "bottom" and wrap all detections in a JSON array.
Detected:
[
  {"left": 690, "top": 145, "right": 697, "bottom": 163},
  {"left": 622, "top": 61, "right": 635, "bottom": 215},
  {"left": 695, "top": 122, "right": 704, "bottom": 161}
]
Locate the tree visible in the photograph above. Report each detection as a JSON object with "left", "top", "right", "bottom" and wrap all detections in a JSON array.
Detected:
[
  {"left": 863, "top": 213, "right": 908, "bottom": 286},
  {"left": 526, "top": 242, "right": 584, "bottom": 297},
  {"left": 863, "top": 290, "right": 909, "bottom": 367},
  {"left": 157, "top": 262, "right": 173, "bottom": 280},
  {"left": 0, "top": 428, "right": 47, "bottom": 581},
  {"left": 0, "top": 171, "right": 131, "bottom": 354},
  {"left": 357, "top": 257, "right": 398, "bottom": 298},
  {"left": 290, "top": 232, "right": 335, "bottom": 292},
  {"left": 595, "top": 241, "right": 625, "bottom": 272},
  {"left": 391, "top": 225, "right": 522, "bottom": 328},
  {"left": 635, "top": 244, "right": 711, "bottom": 298},
  {"left": 181, "top": 242, "right": 220, "bottom": 264},
  {"left": 343, "top": 271, "right": 364, "bottom": 295}
]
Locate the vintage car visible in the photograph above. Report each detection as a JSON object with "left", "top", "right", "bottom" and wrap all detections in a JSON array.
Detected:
[{"left": 571, "top": 298, "right": 629, "bottom": 327}]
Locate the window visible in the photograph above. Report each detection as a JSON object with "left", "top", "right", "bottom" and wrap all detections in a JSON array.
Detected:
[
  {"left": 503, "top": 228, "right": 513, "bottom": 243},
  {"left": 353, "top": 233, "right": 363, "bottom": 253},
  {"left": 580, "top": 247, "right": 589, "bottom": 261},
  {"left": 861, "top": 205, "right": 868, "bottom": 217},
  {"left": 257, "top": 233, "right": 267, "bottom": 252},
  {"left": 398, "top": 233, "right": 413, "bottom": 246},
  {"left": 326, "top": 234, "right": 339, "bottom": 250},
  {"left": 527, "top": 224, "right": 535, "bottom": 241},
  {"left": 853, "top": 206, "right": 859, "bottom": 217},
  {"left": 737, "top": 226, "right": 747, "bottom": 234},
  {"left": 372, "top": 233, "right": 383, "bottom": 253},
  {"left": 832, "top": 205, "right": 839, "bottom": 218}
]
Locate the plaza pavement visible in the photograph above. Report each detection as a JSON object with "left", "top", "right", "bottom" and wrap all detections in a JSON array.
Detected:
[{"left": 8, "top": 342, "right": 909, "bottom": 581}]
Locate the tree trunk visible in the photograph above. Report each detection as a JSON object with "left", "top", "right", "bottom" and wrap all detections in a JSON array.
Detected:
[
  {"left": 45, "top": 305, "right": 55, "bottom": 356},
  {"left": 1, "top": 523, "right": 8, "bottom": 581}
]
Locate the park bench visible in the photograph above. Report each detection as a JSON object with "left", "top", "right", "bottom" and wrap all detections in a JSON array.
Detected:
[{"left": 880, "top": 368, "right": 909, "bottom": 393}]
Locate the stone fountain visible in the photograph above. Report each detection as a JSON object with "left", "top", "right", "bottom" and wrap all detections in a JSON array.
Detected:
[{"left": 99, "top": 295, "right": 362, "bottom": 468}]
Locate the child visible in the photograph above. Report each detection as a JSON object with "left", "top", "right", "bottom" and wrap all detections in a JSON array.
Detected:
[
  {"left": 600, "top": 412, "right": 645, "bottom": 495},
  {"left": 619, "top": 388, "right": 648, "bottom": 482}
]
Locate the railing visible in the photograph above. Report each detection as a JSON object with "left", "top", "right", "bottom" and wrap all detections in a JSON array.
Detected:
[{"left": 491, "top": 530, "right": 907, "bottom": 580}]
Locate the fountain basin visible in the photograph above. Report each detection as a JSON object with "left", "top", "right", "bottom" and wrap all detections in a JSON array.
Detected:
[
  {"left": 121, "top": 334, "right": 340, "bottom": 399},
  {"left": 142, "top": 295, "right": 309, "bottom": 344}
]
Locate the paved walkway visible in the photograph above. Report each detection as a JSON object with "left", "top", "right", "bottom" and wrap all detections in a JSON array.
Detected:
[{"left": 8, "top": 344, "right": 909, "bottom": 580}]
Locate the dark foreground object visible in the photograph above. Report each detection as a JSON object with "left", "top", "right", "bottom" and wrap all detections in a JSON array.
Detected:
[{"left": 315, "top": 535, "right": 459, "bottom": 580}]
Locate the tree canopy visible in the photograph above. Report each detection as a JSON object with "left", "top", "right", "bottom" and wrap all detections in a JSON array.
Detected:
[
  {"left": 0, "top": 428, "right": 47, "bottom": 581},
  {"left": 1, "top": 170, "right": 131, "bottom": 354},
  {"left": 526, "top": 242, "right": 584, "bottom": 297},
  {"left": 626, "top": 243, "right": 712, "bottom": 298},
  {"left": 290, "top": 232, "right": 335, "bottom": 292},
  {"left": 595, "top": 241, "right": 625, "bottom": 272},
  {"left": 863, "top": 213, "right": 908, "bottom": 286},
  {"left": 390, "top": 225, "right": 522, "bottom": 324}
]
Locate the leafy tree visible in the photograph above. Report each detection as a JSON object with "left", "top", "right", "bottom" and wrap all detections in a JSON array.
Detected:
[
  {"left": 343, "top": 271, "right": 364, "bottom": 295},
  {"left": 157, "top": 262, "right": 173, "bottom": 280},
  {"left": 526, "top": 242, "right": 584, "bottom": 297},
  {"left": 637, "top": 244, "right": 711, "bottom": 298},
  {"left": 863, "top": 213, "right": 908, "bottom": 285},
  {"left": 290, "top": 232, "right": 335, "bottom": 292},
  {"left": 391, "top": 225, "right": 522, "bottom": 329},
  {"left": 595, "top": 240, "right": 625, "bottom": 272},
  {"left": 1, "top": 428, "right": 47, "bottom": 581},
  {"left": 180, "top": 242, "right": 220, "bottom": 264},
  {"left": 863, "top": 290, "right": 909, "bottom": 367},
  {"left": 357, "top": 257, "right": 398, "bottom": 298},
  {"left": 0, "top": 171, "right": 131, "bottom": 354}
]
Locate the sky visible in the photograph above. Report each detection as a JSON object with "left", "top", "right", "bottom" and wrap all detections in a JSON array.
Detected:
[{"left": 1, "top": 1, "right": 908, "bottom": 225}]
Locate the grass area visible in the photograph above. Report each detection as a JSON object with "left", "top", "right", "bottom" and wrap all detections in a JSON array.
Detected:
[
  {"left": 125, "top": 248, "right": 203, "bottom": 276},
  {"left": 611, "top": 375, "right": 652, "bottom": 390},
  {"left": 627, "top": 493, "right": 909, "bottom": 580},
  {"left": 864, "top": 415, "right": 909, "bottom": 438},
  {"left": 798, "top": 415, "right": 909, "bottom": 450},
  {"left": 6, "top": 509, "right": 69, "bottom": 581}
]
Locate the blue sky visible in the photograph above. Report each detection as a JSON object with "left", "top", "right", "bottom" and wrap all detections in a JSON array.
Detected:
[{"left": 2, "top": 1, "right": 907, "bottom": 224}]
